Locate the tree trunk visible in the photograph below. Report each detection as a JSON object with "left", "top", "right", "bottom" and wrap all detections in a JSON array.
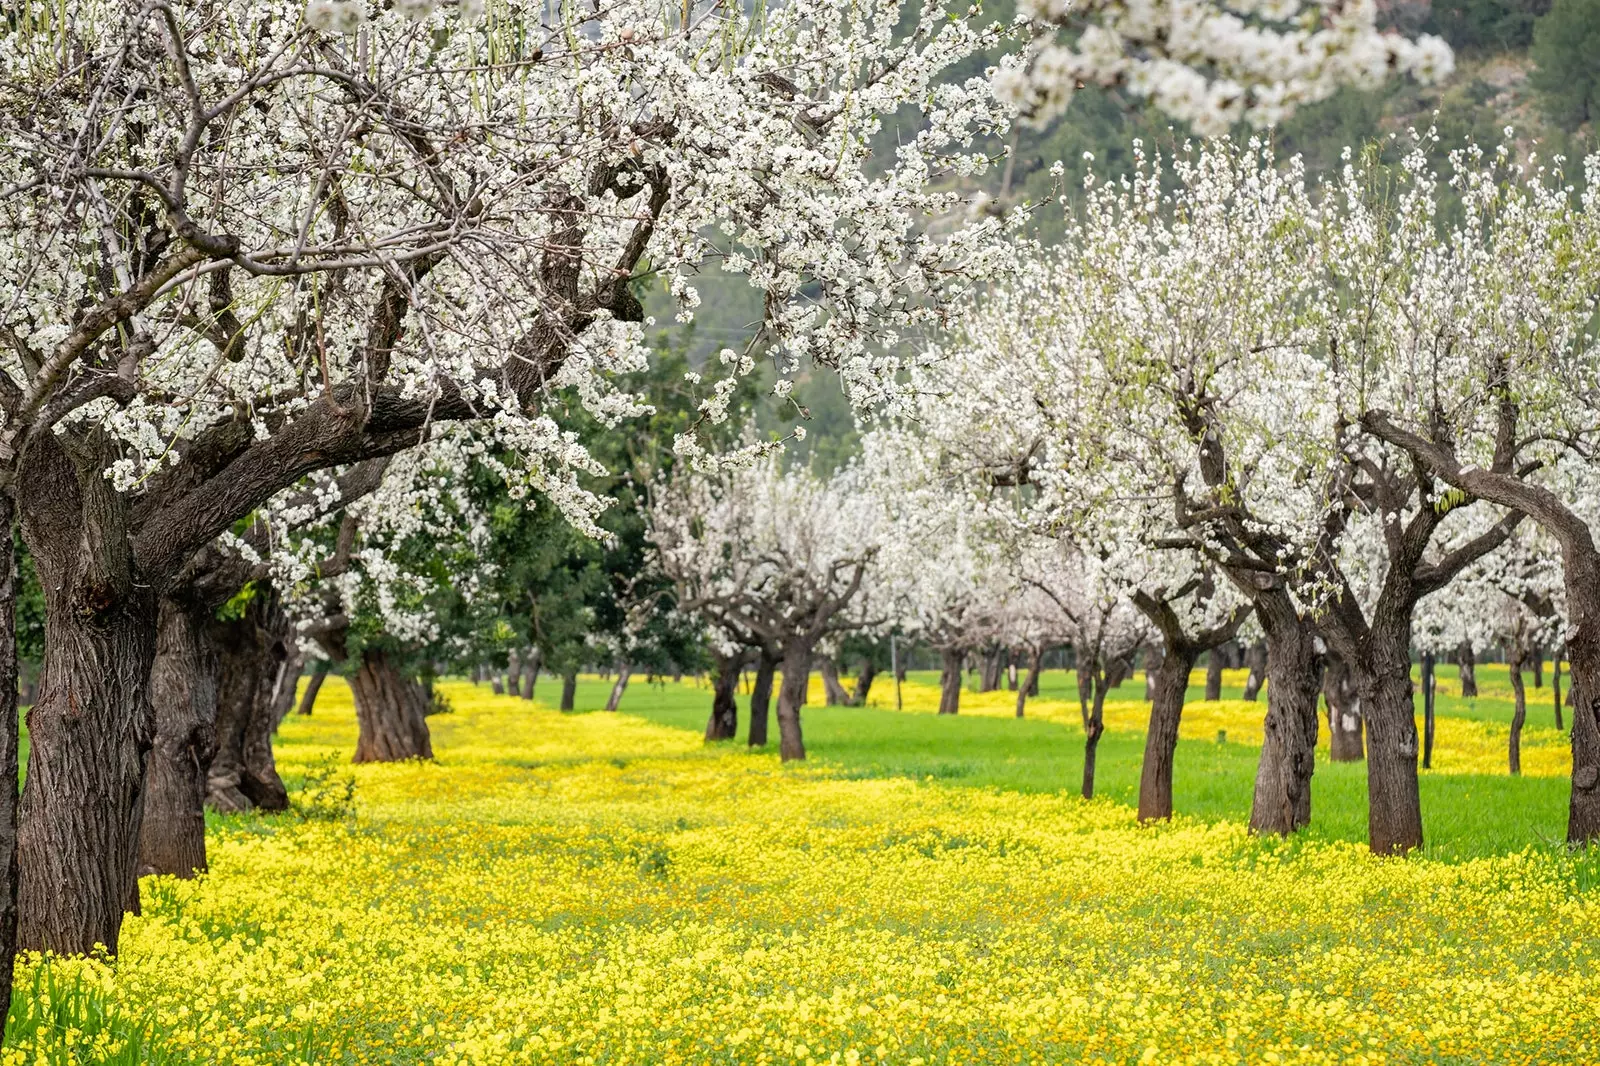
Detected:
[
  {"left": 819, "top": 658, "right": 850, "bottom": 706},
  {"left": 1421, "top": 652, "right": 1436, "bottom": 770},
  {"left": 298, "top": 662, "right": 329, "bottom": 716},
  {"left": 559, "top": 669, "right": 577, "bottom": 712},
  {"left": 852, "top": 661, "right": 877, "bottom": 706},
  {"left": 705, "top": 654, "right": 741, "bottom": 741},
  {"left": 1565, "top": 606, "right": 1600, "bottom": 843},
  {"left": 521, "top": 648, "right": 540, "bottom": 700},
  {"left": 349, "top": 648, "right": 433, "bottom": 763},
  {"left": 137, "top": 598, "right": 217, "bottom": 878},
  {"left": 1458, "top": 641, "right": 1478, "bottom": 698},
  {"left": 504, "top": 647, "right": 520, "bottom": 702},
  {"left": 1358, "top": 667, "right": 1423, "bottom": 855},
  {"left": 490, "top": 676, "right": 505, "bottom": 696},
  {"left": 1082, "top": 675, "right": 1109, "bottom": 800},
  {"left": 207, "top": 609, "right": 291, "bottom": 810},
  {"left": 1204, "top": 648, "right": 1224, "bottom": 701},
  {"left": 17, "top": 441, "right": 156, "bottom": 955},
  {"left": 1248, "top": 594, "right": 1320, "bottom": 836},
  {"left": 1016, "top": 647, "right": 1043, "bottom": 718},
  {"left": 979, "top": 646, "right": 1004, "bottom": 692},
  {"left": 1555, "top": 654, "right": 1565, "bottom": 731},
  {"left": 776, "top": 642, "right": 810, "bottom": 762},
  {"left": 0, "top": 495, "right": 21, "bottom": 1027},
  {"left": 604, "top": 664, "right": 632, "bottom": 712},
  {"left": 937, "top": 648, "right": 963, "bottom": 715},
  {"left": 749, "top": 650, "right": 776, "bottom": 747},
  {"left": 1139, "top": 644, "right": 1198, "bottom": 821},
  {"left": 1533, "top": 646, "right": 1544, "bottom": 689},
  {"left": 1007, "top": 656, "right": 1018, "bottom": 692},
  {"left": 1509, "top": 644, "right": 1527, "bottom": 777},
  {"left": 1322, "top": 656, "right": 1365, "bottom": 763},
  {"left": 1242, "top": 643, "right": 1267, "bottom": 701}
]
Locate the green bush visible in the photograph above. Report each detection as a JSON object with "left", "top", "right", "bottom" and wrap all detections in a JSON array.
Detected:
[
  {"left": 1531, "top": 0, "right": 1600, "bottom": 129},
  {"left": 290, "top": 753, "right": 358, "bottom": 822}
]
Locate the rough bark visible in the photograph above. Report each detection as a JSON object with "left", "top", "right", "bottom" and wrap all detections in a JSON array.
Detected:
[
  {"left": 1138, "top": 645, "right": 1198, "bottom": 821},
  {"left": 1509, "top": 643, "right": 1527, "bottom": 776},
  {"left": 298, "top": 662, "right": 329, "bottom": 716},
  {"left": 17, "top": 437, "right": 156, "bottom": 955},
  {"left": 1458, "top": 641, "right": 1478, "bottom": 698},
  {"left": 937, "top": 648, "right": 963, "bottom": 715},
  {"left": 1016, "top": 647, "right": 1043, "bottom": 718},
  {"left": 207, "top": 608, "right": 290, "bottom": 811},
  {"left": 137, "top": 598, "right": 217, "bottom": 878},
  {"left": 349, "top": 648, "right": 433, "bottom": 763},
  {"left": 520, "top": 647, "right": 540, "bottom": 700},
  {"left": 776, "top": 642, "right": 811, "bottom": 762},
  {"left": 1248, "top": 594, "right": 1320, "bottom": 837},
  {"left": 604, "top": 664, "right": 632, "bottom": 712},
  {"left": 705, "top": 652, "right": 742, "bottom": 741},
  {"left": 851, "top": 661, "right": 877, "bottom": 707},
  {"left": 559, "top": 669, "right": 577, "bottom": 712},
  {"left": 0, "top": 495, "right": 21, "bottom": 1026},
  {"left": 1322, "top": 656, "right": 1365, "bottom": 763},
  {"left": 819, "top": 658, "right": 851, "bottom": 706},
  {"left": 1242, "top": 643, "right": 1267, "bottom": 701},
  {"left": 1359, "top": 669, "right": 1423, "bottom": 854},
  {"left": 748, "top": 650, "right": 776, "bottom": 747},
  {"left": 1204, "top": 649, "right": 1224, "bottom": 701}
]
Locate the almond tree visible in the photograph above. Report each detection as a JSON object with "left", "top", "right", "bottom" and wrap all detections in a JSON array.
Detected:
[
  {"left": 650, "top": 456, "right": 883, "bottom": 761},
  {"left": 0, "top": 0, "right": 1023, "bottom": 960}
]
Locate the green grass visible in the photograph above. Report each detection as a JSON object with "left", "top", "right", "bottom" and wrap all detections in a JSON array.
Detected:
[
  {"left": 4, "top": 959, "right": 188, "bottom": 1064},
  {"left": 577, "top": 668, "right": 1574, "bottom": 862}
]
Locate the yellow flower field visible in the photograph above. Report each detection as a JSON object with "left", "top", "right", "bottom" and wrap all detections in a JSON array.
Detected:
[{"left": 9, "top": 681, "right": 1598, "bottom": 1065}]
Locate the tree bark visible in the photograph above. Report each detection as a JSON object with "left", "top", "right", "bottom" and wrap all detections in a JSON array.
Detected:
[
  {"left": 505, "top": 647, "right": 520, "bottom": 702},
  {"left": 1458, "top": 641, "right": 1478, "bottom": 698},
  {"left": 349, "top": 648, "right": 433, "bottom": 763},
  {"left": 298, "top": 661, "right": 329, "bottom": 715},
  {"left": 1204, "top": 648, "right": 1224, "bottom": 701},
  {"left": 776, "top": 642, "right": 811, "bottom": 762},
  {"left": 1081, "top": 671, "right": 1112, "bottom": 800},
  {"left": 1139, "top": 644, "right": 1198, "bottom": 821},
  {"left": 819, "top": 658, "right": 851, "bottom": 706},
  {"left": 17, "top": 437, "right": 157, "bottom": 955},
  {"left": 137, "top": 598, "right": 217, "bottom": 878},
  {"left": 520, "top": 647, "right": 540, "bottom": 700},
  {"left": 705, "top": 653, "right": 741, "bottom": 741},
  {"left": 0, "top": 494, "right": 21, "bottom": 1028},
  {"left": 1510, "top": 643, "right": 1527, "bottom": 776},
  {"left": 490, "top": 675, "right": 505, "bottom": 696},
  {"left": 1322, "top": 656, "right": 1365, "bottom": 763},
  {"left": 1533, "top": 646, "right": 1544, "bottom": 689},
  {"left": 604, "top": 664, "right": 632, "bottom": 712},
  {"left": 1016, "top": 647, "right": 1043, "bottom": 718},
  {"left": 979, "top": 646, "right": 1004, "bottom": 692},
  {"left": 1248, "top": 594, "right": 1320, "bottom": 836},
  {"left": 559, "top": 669, "right": 577, "bottom": 712},
  {"left": 937, "top": 648, "right": 963, "bottom": 715},
  {"left": 207, "top": 609, "right": 290, "bottom": 810},
  {"left": 1421, "top": 652, "right": 1436, "bottom": 770},
  {"left": 1359, "top": 668, "right": 1423, "bottom": 854},
  {"left": 852, "top": 660, "right": 877, "bottom": 706},
  {"left": 749, "top": 650, "right": 775, "bottom": 747},
  {"left": 1242, "top": 643, "right": 1267, "bottom": 701}
]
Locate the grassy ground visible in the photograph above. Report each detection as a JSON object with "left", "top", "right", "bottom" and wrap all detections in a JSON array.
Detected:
[{"left": 595, "top": 664, "right": 1572, "bottom": 861}]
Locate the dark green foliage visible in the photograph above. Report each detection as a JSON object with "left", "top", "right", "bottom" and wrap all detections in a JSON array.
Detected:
[
  {"left": 1431, "top": 0, "right": 1549, "bottom": 53},
  {"left": 1531, "top": 0, "right": 1600, "bottom": 129}
]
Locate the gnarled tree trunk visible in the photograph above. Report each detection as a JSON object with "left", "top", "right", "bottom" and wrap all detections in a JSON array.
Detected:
[
  {"left": 705, "top": 652, "right": 742, "bottom": 741},
  {"left": 604, "top": 664, "right": 632, "bottom": 712},
  {"left": 17, "top": 438, "right": 157, "bottom": 955},
  {"left": 938, "top": 648, "right": 963, "bottom": 715},
  {"left": 298, "top": 661, "right": 329, "bottom": 715},
  {"left": 559, "top": 669, "right": 577, "bottom": 711},
  {"left": 748, "top": 650, "right": 775, "bottom": 747},
  {"left": 852, "top": 660, "right": 877, "bottom": 707},
  {"left": 1138, "top": 644, "right": 1197, "bottom": 821},
  {"left": 776, "top": 642, "right": 811, "bottom": 762},
  {"left": 138, "top": 598, "right": 217, "bottom": 878},
  {"left": 0, "top": 495, "right": 21, "bottom": 1026},
  {"left": 520, "top": 647, "right": 540, "bottom": 700},
  {"left": 1204, "top": 649, "right": 1224, "bottom": 701},
  {"left": 1509, "top": 643, "right": 1528, "bottom": 776},
  {"left": 819, "top": 658, "right": 850, "bottom": 706},
  {"left": 349, "top": 648, "right": 433, "bottom": 763},
  {"left": 1248, "top": 594, "right": 1320, "bottom": 837},
  {"left": 1322, "top": 656, "right": 1364, "bottom": 763},
  {"left": 1458, "top": 640, "right": 1478, "bottom": 698},
  {"left": 1242, "top": 643, "right": 1267, "bottom": 701},
  {"left": 1016, "top": 647, "right": 1043, "bottom": 718},
  {"left": 207, "top": 607, "right": 290, "bottom": 810}
]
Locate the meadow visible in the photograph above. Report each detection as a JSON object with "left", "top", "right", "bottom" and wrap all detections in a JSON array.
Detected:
[{"left": 5, "top": 665, "right": 1597, "bottom": 1065}]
